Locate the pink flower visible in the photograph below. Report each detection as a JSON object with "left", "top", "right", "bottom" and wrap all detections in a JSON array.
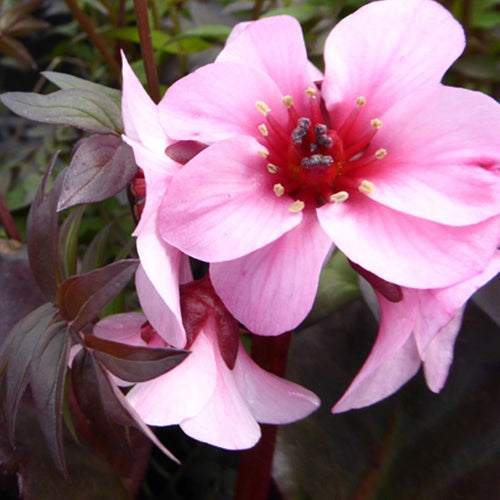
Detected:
[
  {"left": 93, "top": 272, "right": 320, "bottom": 450},
  {"left": 148, "top": 0, "right": 500, "bottom": 336},
  {"left": 332, "top": 252, "right": 500, "bottom": 413}
]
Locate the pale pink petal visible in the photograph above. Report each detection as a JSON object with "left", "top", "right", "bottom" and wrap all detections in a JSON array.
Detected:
[
  {"left": 422, "top": 309, "right": 463, "bottom": 393},
  {"left": 318, "top": 195, "right": 500, "bottom": 288},
  {"left": 158, "top": 62, "right": 287, "bottom": 143},
  {"left": 332, "top": 292, "right": 419, "bottom": 413},
  {"left": 323, "top": 0, "right": 465, "bottom": 131},
  {"left": 362, "top": 87, "right": 500, "bottom": 225},
  {"left": 159, "top": 136, "right": 302, "bottom": 262},
  {"left": 210, "top": 210, "right": 332, "bottom": 335},
  {"left": 216, "top": 16, "right": 314, "bottom": 116},
  {"left": 93, "top": 312, "right": 147, "bottom": 346},
  {"left": 126, "top": 328, "right": 218, "bottom": 425},
  {"left": 121, "top": 54, "right": 167, "bottom": 154},
  {"left": 232, "top": 344, "right": 320, "bottom": 423}
]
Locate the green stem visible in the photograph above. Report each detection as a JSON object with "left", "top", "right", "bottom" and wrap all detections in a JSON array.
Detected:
[
  {"left": 133, "top": 0, "right": 161, "bottom": 103},
  {"left": 234, "top": 332, "right": 292, "bottom": 500}
]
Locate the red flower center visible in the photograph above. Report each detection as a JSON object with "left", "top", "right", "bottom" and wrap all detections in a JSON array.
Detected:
[{"left": 255, "top": 87, "right": 386, "bottom": 211}]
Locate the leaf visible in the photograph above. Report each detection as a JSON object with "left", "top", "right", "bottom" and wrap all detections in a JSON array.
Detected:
[
  {"left": 57, "top": 135, "right": 137, "bottom": 211},
  {"left": 0, "top": 34, "right": 36, "bottom": 69},
  {"left": 57, "top": 204, "right": 86, "bottom": 280},
  {"left": 56, "top": 259, "right": 139, "bottom": 331},
  {"left": 84, "top": 334, "right": 189, "bottom": 382},
  {"left": 42, "top": 71, "right": 122, "bottom": 105},
  {"left": 81, "top": 223, "right": 112, "bottom": 273},
  {"left": 29, "top": 321, "right": 71, "bottom": 474},
  {"left": 0, "top": 302, "right": 57, "bottom": 443},
  {"left": 26, "top": 156, "right": 63, "bottom": 301},
  {"left": 0, "top": 88, "right": 123, "bottom": 134}
]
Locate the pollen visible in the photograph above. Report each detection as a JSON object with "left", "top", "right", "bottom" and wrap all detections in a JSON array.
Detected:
[
  {"left": 330, "top": 191, "right": 349, "bottom": 203},
  {"left": 267, "top": 163, "right": 278, "bottom": 174},
  {"left": 356, "top": 96, "right": 366, "bottom": 107},
  {"left": 359, "top": 180, "right": 376, "bottom": 194},
  {"left": 258, "top": 148, "right": 269, "bottom": 158},
  {"left": 374, "top": 148, "right": 387, "bottom": 159},
  {"left": 370, "top": 118, "right": 383, "bottom": 130},
  {"left": 256, "top": 101, "right": 271, "bottom": 116},
  {"left": 273, "top": 183, "right": 285, "bottom": 197},
  {"left": 282, "top": 95, "right": 294, "bottom": 108},
  {"left": 289, "top": 200, "right": 305, "bottom": 212},
  {"left": 305, "top": 87, "right": 317, "bottom": 99},
  {"left": 258, "top": 124, "right": 269, "bottom": 136}
]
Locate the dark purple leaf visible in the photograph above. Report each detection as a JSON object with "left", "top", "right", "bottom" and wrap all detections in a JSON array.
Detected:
[
  {"left": 57, "top": 135, "right": 137, "bottom": 211},
  {"left": 84, "top": 334, "right": 188, "bottom": 382},
  {"left": 350, "top": 260, "right": 402, "bottom": 302},
  {"left": 26, "top": 156, "right": 63, "bottom": 301},
  {"left": 0, "top": 302, "right": 56, "bottom": 443},
  {"left": 56, "top": 259, "right": 138, "bottom": 331},
  {"left": 57, "top": 204, "right": 86, "bottom": 280},
  {"left": 165, "top": 140, "right": 208, "bottom": 165},
  {"left": 0, "top": 88, "right": 122, "bottom": 134},
  {"left": 29, "top": 321, "right": 71, "bottom": 474}
]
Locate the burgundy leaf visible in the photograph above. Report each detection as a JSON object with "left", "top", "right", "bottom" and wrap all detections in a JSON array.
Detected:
[
  {"left": 57, "top": 135, "right": 137, "bottom": 211},
  {"left": 56, "top": 259, "right": 138, "bottom": 331},
  {"left": 26, "top": 156, "right": 63, "bottom": 301},
  {"left": 349, "top": 261, "right": 403, "bottom": 303},
  {"left": 84, "top": 334, "right": 188, "bottom": 382},
  {"left": 29, "top": 321, "right": 71, "bottom": 474},
  {"left": 165, "top": 140, "right": 208, "bottom": 165}
]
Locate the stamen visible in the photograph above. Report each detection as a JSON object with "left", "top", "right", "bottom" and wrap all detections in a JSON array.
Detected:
[
  {"left": 256, "top": 101, "right": 271, "bottom": 116},
  {"left": 267, "top": 163, "right": 278, "bottom": 174},
  {"left": 289, "top": 200, "right": 305, "bottom": 212},
  {"left": 371, "top": 118, "right": 383, "bottom": 130},
  {"left": 273, "top": 183, "right": 285, "bottom": 197},
  {"left": 356, "top": 96, "right": 366, "bottom": 107},
  {"left": 301, "top": 154, "right": 334, "bottom": 169},
  {"left": 258, "top": 148, "right": 269, "bottom": 158},
  {"left": 258, "top": 124, "right": 269, "bottom": 136},
  {"left": 305, "top": 87, "right": 317, "bottom": 99},
  {"left": 281, "top": 95, "right": 294, "bottom": 108},
  {"left": 330, "top": 191, "right": 349, "bottom": 203},
  {"left": 314, "top": 124, "right": 333, "bottom": 148},
  {"left": 374, "top": 148, "right": 387, "bottom": 159},
  {"left": 359, "top": 180, "right": 376, "bottom": 194},
  {"left": 291, "top": 117, "right": 311, "bottom": 144}
]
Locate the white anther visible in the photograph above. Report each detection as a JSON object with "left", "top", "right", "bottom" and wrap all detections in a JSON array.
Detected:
[
  {"left": 305, "top": 87, "right": 317, "bottom": 99},
  {"left": 273, "top": 183, "right": 285, "bottom": 197},
  {"left": 258, "top": 148, "right": 269, "bottom": 159},
  {"left": 370, "top": 118, "right": 383, "bottom": 130},
  {"left": 258, "top": 124, "right": 269, "bottom": 136},
  {"left": 289, "top": 200, "right": 305, "bottom": 212},
  {"left": 359, "top": 180, "right": 376, "bottom": 194},
  {"left": 374, "top": 148, "right": 387, "bottom": 159},
  {"left": 267, "top": 163, "right": 278, "bottom": 174},
  {"left": 256, "top": 101, "right": 271, "bottom": 116},
  {"left": 282, "top": 95, "right": 294, "bottom": 108},
  {"left": 330, "top": 191, "right": 349, "bottom": 203},
  {"left": 356, "top": 96, "right": 366, "bottom": 107}
]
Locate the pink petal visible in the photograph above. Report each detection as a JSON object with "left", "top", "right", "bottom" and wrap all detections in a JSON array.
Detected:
[
  {"left": 422, "top": 309, "right": 463, "bottom": 393},
  {"left": 216, "top": 16, "right": 314, "bottom": 116},
  {"left": 332, "top": 292, "right": 420, "bottom": 413},
  {"left": 323, "top": 0, "right": 465, "bottom": 132},
  {"left": 121, "top": 54, "right": 167, "bottom": 154},
  {"left": 232, "top": 344, "right": 320, "bottom": 423},
  {"left": 158, "top": 62, "right": 287, "bottom": 143},
  {"left": 318, "top": 195, "right": 500, "bottom": 288},
  {"left": 363, "top": 87, "right": 500, "bottom": 225},
  {"left": 159, "top": 136, "right": 302, "bottom": 262},
  {"left": 93, "top": 312, "right": 147, "bottom": 346},
  {"left": 210, "top": 210, "right": 332, "bottom": 335},
  {"left": 126, "top": 327, "right": 218, "bottom": 425}
]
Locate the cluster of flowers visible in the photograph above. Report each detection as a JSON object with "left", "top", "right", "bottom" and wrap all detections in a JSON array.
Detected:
[{"left": 94, "top": 0, "right": 499, "bottom": 449}]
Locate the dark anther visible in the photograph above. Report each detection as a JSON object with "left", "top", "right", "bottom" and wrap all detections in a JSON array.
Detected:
[
  {"left": 291, "top": 117, "right": 311, "bottom": 144},
  {"left": 314, "top": 123, "right": 333, "bottom": 148},
  {"left": 301, "top": 154, "right": 334, "bottom": 169}
]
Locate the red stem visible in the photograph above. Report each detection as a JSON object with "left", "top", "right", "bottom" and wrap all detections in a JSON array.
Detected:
[
  {"left": 0, "top": 192, "right": 22, "bottom": 241},
  {"left": 234, "top": 332, "right": 292, "bottom": 500}
]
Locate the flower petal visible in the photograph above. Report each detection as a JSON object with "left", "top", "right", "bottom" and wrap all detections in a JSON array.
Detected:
[
  {"left": 93, "top": 312, "right": 147, "bottom": 346},
  {"left": 158, "top": 62, "right": 287, "bottom": 142},
  {"left": 318, "top": 195, "right": 500, "bottom": 288},
  {"left": 232, "top": 344, "right": 320, "bottom": 423},
  {"left": 159, "top": 136, "right": 302, "bottom": 262},
  {"left": 323, "top": 0, "right": 464, "bottom": 132},
  {"left": 210, "top": 210, "right": 332, "bottom": 335}
]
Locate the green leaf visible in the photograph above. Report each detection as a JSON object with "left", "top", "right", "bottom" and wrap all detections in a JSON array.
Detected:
[
  {"left": 0, "top": 88, "right": 123, "bottom": 134},
  {"left": 57, "top": 205, "right": 86, "bottom": 280},
  {"left": 81, "top": 223, "right": 112, "bottom": 273},
  {"left": 57, "top": 135, "right": 137, "bottom": 211},
  {"left": 29, "top": 321, "right": 71, "bottom": 474},
  {"left": 56, "top": 259, "right": 139, "bottom": 331},
  {"left": 261, "top": 4, "right": 319, "bottom": 23}
]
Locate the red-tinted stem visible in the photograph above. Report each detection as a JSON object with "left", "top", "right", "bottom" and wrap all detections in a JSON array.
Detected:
[
  {"left": 133, "top": 0, "right": 161, "bottom": 103},
  {"left": 0, "top": 192, "right": 22, "bottom": 241},
  {"left": 234, "top": 332, "right": 292, "bottom": 500}
]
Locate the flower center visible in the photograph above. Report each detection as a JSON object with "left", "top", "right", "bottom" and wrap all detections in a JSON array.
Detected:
[{"left": 255, "top": 88, "right": 387, "bottom": 212}]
